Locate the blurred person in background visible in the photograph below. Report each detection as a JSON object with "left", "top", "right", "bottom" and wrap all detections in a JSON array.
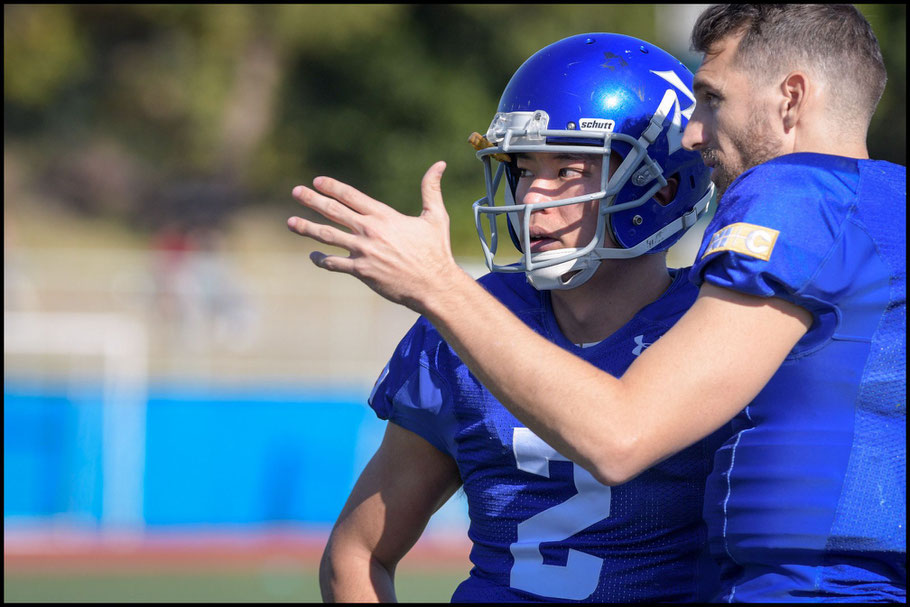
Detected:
[
  {"left": 289, "top": 4, "right": 905, "bottom": 602},
  {"left": 304, "top": 33, "right": 731, "bottom": 602},
  {"left": 151, "top": 223, "right": 257, "bottom": 353}
]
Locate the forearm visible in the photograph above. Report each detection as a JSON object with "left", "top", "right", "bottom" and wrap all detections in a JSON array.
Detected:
[
  {"left": 419, "top": 275, "right": 809, "bottom": 485},
  {"left": 317, "top": 423, "right": 464, "bottom": 602},
  {"left": 419, "top": 269, "right": 636, "bottom": 483},
  {"left": 320, "top": 539, "right": 397, "bottom": 602}
]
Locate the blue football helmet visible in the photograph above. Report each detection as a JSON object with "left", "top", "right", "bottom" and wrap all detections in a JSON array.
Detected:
[{"left": 472, "top": 33, "right": 714, "bottom": 290}]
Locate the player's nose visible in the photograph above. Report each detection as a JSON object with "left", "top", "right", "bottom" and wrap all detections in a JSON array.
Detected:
[{"left": 682, "top": 111, "right": 706, "bottom": 151}]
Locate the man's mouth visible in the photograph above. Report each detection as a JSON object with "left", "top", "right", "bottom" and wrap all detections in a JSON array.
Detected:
[
  {"left": 529, "top": 232, "right": 559, "bottom": 253},
  {"left": 701, "top": 151, "right": 718, "bottom": 169}
]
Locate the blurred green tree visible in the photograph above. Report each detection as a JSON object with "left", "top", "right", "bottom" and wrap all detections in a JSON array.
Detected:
[
  {"left": 857, "top": 4, "right": 906, "bottom": 168},
  {"left": 4, "top": 4, "right": 905, "bottom": 256}
]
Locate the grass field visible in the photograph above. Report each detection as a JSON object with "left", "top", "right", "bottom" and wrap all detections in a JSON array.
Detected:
[
  {"left": 4, "top": 530, "right": 472, "bottom": 603},
  {"left": 4, "top": 568, "right": 468, "bottom": 603}
]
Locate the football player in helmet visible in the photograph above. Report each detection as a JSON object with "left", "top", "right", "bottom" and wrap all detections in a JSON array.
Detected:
[
  {"left": 302, "top": 33, "right": 729, "bottom": 602},
  {"left": 470, "top": 32, "right": 713, "bottom": 291}
]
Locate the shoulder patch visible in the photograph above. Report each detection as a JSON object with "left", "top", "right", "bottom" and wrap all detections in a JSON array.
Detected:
[{"left": 702, "top": 222, "right": 779, "bottom": 261}]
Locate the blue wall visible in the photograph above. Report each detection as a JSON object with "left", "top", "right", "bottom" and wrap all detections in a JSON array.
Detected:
[{"left": 4, "top": 379, "right": 387, "bottom": 529}]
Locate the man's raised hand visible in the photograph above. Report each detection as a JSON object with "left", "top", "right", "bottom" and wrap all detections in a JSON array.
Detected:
[{"left": 287, "top": 161, "right": 466, "bottom": 312}]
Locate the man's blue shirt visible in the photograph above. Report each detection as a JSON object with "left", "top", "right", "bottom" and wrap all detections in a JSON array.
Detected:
[{"left": 690, "top": 153, "right": 906, "bottom": 602}]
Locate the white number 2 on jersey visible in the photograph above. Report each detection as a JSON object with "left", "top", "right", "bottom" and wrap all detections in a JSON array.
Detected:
[{"left": 509, "top": 427, "right": 612, "bottom": 600}]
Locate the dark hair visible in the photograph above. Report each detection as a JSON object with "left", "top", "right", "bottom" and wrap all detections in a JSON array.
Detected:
[{"left": 691, "top": 4, "right": 887, "bottom": 127}]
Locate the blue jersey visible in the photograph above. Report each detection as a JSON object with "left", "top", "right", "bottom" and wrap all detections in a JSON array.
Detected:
[
  {"left": 370, "top": 269, "right": 730, "bottom": 602},
  {"left": 689, "top": 153, "right": 906, "bottom": 602}
]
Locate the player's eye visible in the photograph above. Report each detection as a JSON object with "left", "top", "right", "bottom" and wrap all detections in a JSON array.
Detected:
[
  {"left": 701, "top": 92, "right": 721, "bottom": 107},
  {"left": 559, "top": 167, "right": 585, "bottom": 178}
]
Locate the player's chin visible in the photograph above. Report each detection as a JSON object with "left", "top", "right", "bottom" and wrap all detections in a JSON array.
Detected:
[{"left": 710, "top": 169, "right": 736, "bottom": 198}]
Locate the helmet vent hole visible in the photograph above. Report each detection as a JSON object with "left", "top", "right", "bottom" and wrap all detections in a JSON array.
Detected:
[{"left": 689, "top": 175, "right": 696, "bottom": 189}]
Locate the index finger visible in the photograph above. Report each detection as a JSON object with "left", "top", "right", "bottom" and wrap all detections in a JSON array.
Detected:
[
  {"left": 292, "top": 184, "right": 364, "bottom": 230},
  {"left": 312, "top": 176, "right": 395, "bottom": 217}
]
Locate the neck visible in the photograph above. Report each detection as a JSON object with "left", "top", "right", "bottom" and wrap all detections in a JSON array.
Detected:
[
  {"left": 549, "top": 254, "right": 672, "bottom": 345},
  {"left": 790, "top": 135, "right": 869, "bottom": 160},
  {"left": 789, "top": 109, "right": 870, "bottom": 160}
]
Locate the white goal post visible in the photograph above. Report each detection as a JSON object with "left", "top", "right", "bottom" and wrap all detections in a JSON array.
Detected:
[{"left": 4, "top": 311, "right": 148, "bottom": 533}]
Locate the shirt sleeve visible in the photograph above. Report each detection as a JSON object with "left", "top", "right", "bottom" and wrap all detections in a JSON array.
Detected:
[
  {"left": 368, "top": 316, "right": 456, "bottom": 456},
  {"left": 689, "top": 155, "right": 861, "bottom": 353}
]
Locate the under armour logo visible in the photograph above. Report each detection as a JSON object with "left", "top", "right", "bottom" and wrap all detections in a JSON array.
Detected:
[{"left": 632, "top": 335, "right": 652, "bottom": 356}]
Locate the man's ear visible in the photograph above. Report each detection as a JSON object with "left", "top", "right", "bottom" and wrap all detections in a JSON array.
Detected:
[
  {"left": 654, "top": 175, "right": 679, "bottom": 206},
  {"left": 781, "top": 71, "right": 810, "bottom": 133}
]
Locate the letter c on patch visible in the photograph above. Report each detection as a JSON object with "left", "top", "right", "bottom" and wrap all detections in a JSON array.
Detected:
[{"left": 745, "top": 229, "right": 772, "bottom": 255}]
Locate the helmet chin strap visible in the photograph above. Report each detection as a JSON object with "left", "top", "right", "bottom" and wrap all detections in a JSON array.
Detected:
[{"left": 524, "top": 248, "right": 602, "bottom": 291}]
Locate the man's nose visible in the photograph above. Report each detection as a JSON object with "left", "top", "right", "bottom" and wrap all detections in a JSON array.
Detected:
[
  {"left": 682, "top": 115, "right": 705, "bottom": 151},
  {"left": 520, "top": 179, "right": 558, "bottom": 206}
]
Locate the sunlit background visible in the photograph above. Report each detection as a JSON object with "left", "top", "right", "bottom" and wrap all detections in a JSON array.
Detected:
[{"left": 4, "top": 4, "right": 905, "bottom": 602}]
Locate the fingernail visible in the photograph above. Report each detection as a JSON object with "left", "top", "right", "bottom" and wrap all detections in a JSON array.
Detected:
[{"left": 292, "top": 186, "right": 304, "bottom": 197}]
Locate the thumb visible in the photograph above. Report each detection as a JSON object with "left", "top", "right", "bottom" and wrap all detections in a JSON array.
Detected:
[{"left": 420, "top": 161, "right": 448, "bottom": 219}]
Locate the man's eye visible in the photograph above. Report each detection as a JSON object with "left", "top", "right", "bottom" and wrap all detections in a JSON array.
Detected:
[
  {"left": 559, "top": 168, "right": 584, "bottom": 178},
  {"left": 517, "top": 168, "right": 532, "bottom": 178}
]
